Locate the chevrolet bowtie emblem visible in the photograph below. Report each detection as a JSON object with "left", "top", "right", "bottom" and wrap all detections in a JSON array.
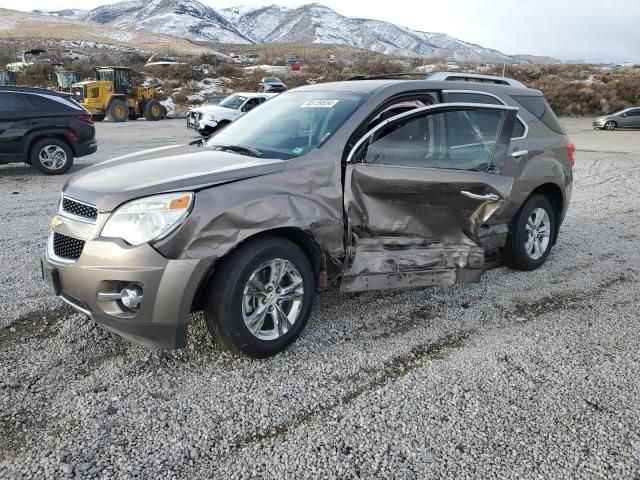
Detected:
[{"left": 50, "top": 215, "right": 63, "bottom": 229}]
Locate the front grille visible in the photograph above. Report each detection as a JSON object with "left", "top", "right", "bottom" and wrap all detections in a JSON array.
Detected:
[
  {"left": 53, "top": 233, "right": 85, "bottom": 261},
  {"left": 61, "top": 197, "right": 98, "bottom": 221}
]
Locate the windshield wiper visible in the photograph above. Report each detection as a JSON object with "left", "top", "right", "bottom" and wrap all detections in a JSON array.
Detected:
[{"left": 210, "top": 144, "right": 264, "bottom": 158}]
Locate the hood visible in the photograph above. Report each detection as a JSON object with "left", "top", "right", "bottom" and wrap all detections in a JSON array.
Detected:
[{"left": 63, "top": 144, "right": 285, "bottom": 212}]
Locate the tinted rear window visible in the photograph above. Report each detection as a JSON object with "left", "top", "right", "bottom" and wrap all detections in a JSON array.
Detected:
[{"left": 513, "top": 95, "right": 565, "bottom": 135}]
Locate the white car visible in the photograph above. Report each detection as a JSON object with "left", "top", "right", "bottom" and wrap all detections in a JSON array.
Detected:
[
  {"left": 187, "top": 92, "right": 275, "bottom": 136},
  {"left": 61, "top": 49, "right": 88, "bottom": 61}
]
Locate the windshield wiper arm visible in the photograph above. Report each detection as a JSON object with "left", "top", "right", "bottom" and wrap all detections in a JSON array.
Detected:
[{"left": 210, "top": 144, "right": 264, "bottom": 158}]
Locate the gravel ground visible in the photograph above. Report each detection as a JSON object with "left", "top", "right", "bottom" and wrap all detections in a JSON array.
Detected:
[{"left": 1, "top": 118, "right": 639, "bottom": 479}]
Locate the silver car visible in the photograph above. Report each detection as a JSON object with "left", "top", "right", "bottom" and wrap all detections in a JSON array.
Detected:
[{"left": 593, "top": 107, "right": 640, "bottom": 130}]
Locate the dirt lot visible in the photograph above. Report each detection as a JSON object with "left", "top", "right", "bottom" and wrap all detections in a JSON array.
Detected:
[{"left": 1, "top": 118, "right": 639, "bottom": 479}]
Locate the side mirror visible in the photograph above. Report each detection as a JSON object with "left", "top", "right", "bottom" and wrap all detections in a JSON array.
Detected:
[{"left": 622, "top": 113, "right": 628, "bottom": 117}]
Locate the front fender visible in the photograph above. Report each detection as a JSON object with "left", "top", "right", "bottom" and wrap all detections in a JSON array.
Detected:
[{"left": 154, "top": 156, "right": 346, "bottom": 273}]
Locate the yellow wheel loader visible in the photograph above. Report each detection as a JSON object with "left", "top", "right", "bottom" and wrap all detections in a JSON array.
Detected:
[{"left": 70, "top": 67, "right": 165, "bottom": 122}]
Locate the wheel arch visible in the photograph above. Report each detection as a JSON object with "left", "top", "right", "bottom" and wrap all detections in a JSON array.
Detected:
[
  {"left": 190, "top": 227, "right": 325, "bottom": 312},
  {"left": 26, "top": 132, "right": 77, "bottom": 162},
  {"left": 527, "top": 182, "right": 565, "bottom": 243}
]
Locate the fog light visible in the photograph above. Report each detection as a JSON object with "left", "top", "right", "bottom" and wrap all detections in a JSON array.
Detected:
[
  {"left": 120, "top": 286, "right": 143, "bottom": 310},
  {"left": 97, "top": 283, "right": 143, "bottom": 311}
]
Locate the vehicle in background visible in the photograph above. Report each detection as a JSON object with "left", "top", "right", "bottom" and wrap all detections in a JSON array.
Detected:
[
  {"left": 61, "top": 49, "right": 89, "bottom": 62},
  {"left": 55, "top": 71, "right": 81, "bottom": 93},
  {"left": 42, "top": 73, "right": 573, "bottom": 357},
  {"left": 0, "top": 86, "right": 97, "bottom": 174},
  {"left": 186, "top": 92, "right": 272, "bottom": 136},
  {"left": 593, "top": 107, "right": 640, "bottom": 130},
  {"left": 257, "top": 77, "right": 287, "bottom": 93},
  {"left": 0, "top": 70, "right": 17, "bottom": 86},
  {"left": 288, "top": 55, "right": 302, "bottom": 65},
  {"left": 70, "top": 66, "right": 165, "bottom": 122},
  {"left": 6, "top": 49, "right": 52, "bottom": 72}
]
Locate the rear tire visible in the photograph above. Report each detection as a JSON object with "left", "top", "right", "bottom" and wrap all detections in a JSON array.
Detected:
[
  {"left": 205, "top": 237, "right": 315, "bottom": 358},
  {"left": 143, "top": 99, "right": 162, "bottom": 121},
  {"left": 107, "top": 99, "right": 128, "bottom": 122},
  {"left": 30, "top": 138, "right": 74, "bottom": 175},
  {"left": 503, "top": 195, "right": 556, "bottom": 271}
]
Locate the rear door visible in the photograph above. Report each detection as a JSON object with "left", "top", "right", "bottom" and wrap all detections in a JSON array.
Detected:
[
  {"left": 341, "top": 103, "right": 517, "bottom": 292},
  {"left": 0, "top": 92, "right": 33, "bottom": 161}
]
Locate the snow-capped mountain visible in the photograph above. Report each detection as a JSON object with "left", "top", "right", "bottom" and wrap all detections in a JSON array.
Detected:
[
  {"left": 83, "top": 0, "right": 252, "bottom": 43},
  {"left": 222, "top": 3, "right": 511, "bottom": 60},
  {"left": 32, "top": 8, "right": 87, "bottom": 19},
  {"left": 33, "top": 0, "right": 514, "bottom": 61}
]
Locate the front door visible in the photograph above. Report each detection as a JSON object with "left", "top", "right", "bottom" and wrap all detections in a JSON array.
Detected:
[{"left": 341, "top": 103, "right": 517, "bottom": 292}]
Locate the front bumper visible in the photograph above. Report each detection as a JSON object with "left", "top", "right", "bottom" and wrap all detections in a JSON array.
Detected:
[
  {"left": 197, "top": 119, "right": 217, "bottom": 133},
  {"left": 42, "top": 231, "right": 212, "bottom": 349},
  {"left": 593, "top": 120, "right": 606, "bottom": 129}
]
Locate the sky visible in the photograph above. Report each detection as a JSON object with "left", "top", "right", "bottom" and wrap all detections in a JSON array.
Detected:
[{"left": 3, "top": 0, "right": 639, "bottom": 63}]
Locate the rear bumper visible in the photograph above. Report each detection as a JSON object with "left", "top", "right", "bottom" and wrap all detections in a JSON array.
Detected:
[
  {"left": 42, "top": 233, "right": 213, "bottom": 349},
  {"left": 75, "top": 139, "right": 98, "bottom": 158}
]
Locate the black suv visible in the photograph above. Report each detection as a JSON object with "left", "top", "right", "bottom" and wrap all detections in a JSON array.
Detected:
[{"left": 0, "top": 87, "right": 97, "bottom": 175}]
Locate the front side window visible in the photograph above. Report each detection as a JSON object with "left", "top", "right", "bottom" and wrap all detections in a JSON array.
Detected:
[
  {"left": 361, "top": 108, "right": 508, "bottom": 173},
  {"left": 207, "top": 91, "right": 364, "bottom": 160}
]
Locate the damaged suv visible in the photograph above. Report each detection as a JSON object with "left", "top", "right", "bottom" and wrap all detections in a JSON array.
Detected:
[{"left": 42, "top": 73, "right": 574, "bottom": 358}]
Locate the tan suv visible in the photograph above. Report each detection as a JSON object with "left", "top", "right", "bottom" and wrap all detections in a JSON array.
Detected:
[{"left": 42, "top": 73, "right": 574, "bottom": 358}]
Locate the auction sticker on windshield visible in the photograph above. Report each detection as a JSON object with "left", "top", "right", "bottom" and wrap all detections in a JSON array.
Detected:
[{"left": 300, "top": 99, "right": 340, "bottom": 108}]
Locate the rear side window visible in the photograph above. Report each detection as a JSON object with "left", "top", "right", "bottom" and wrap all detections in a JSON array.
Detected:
[
  {"left": 24, "top": 93, "right": 76, "bottom": 112},
  {"left": 444, "top": 92, "right": 503, "bottom": 105},
  {"left": 512, "top": 95, "right": 565, "bottom": 134},
  {"left": 444, "top": 91, "right": 527, "bottom": 138},
  {"left": 0, "top": 92, "right": 30, "bottom": 112}
]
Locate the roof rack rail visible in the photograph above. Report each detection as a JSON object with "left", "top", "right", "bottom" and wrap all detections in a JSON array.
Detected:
[
  {"left": 345, "top": 71, "right": 525, "bottom": 88},
  {"left": 345, "top": 73, "right": 427, "bottom": 81},
  {"left": 425, "top": 72, "right": 525, "bottom": 87}
]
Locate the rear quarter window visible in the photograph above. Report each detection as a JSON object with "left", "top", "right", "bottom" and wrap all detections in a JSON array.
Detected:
[{"left": 512, "top": 94, "right": 565, "bottom": 135}]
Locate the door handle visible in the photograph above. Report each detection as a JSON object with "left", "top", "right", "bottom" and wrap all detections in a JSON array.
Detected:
[
  {"left": 511, "top": 149, "right": 529, "bottom": 158},
  {"left": 461, "top": 191, "right": 501, "bottom": 201}
]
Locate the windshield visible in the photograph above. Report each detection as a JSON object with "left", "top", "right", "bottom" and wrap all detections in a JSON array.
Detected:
[
  {"left": 206, "top": 91, "right": 364, "bottom": 160},
  {"left": 219, "top": 94, "right": 247, "bottom": 109},
  {"left": 264, "top": 77, "right": 281, "bottom": 83}
]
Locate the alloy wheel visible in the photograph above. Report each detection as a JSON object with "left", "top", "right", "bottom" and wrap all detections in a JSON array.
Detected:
[
  {"left": 39, "top": 145, "right": 68, "bottom": 170},
  {"left": 242, "top": 258, "right": 305, "bottom": 341},
  {"left": 524, "top": 208, "right": 551, "bottom": 260}
]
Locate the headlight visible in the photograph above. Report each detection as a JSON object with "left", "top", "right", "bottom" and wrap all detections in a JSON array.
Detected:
[
  {"left": 204, "top": 114, "right": 215, "bottom": 121},
  {"left": 101, "top": 193, "right": 193, "bottom": 245}
]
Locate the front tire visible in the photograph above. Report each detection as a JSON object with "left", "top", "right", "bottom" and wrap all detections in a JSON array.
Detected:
[
  {"left": 107, "top": 99, "right": 128, "bottom": 122},
  {"left": 604, "top": 121, "right": 617, "bottom": 131},
  {"left": 503, "top": 195, "right": 556, "bottom": 271},
  {"left": 205, "top": 237, "right": 315, "bottom": 358},
  {"left": 30, "top": 138, "right": 74, "bottom": 175},
  {"left": 143, "top": 99, "right": 162, "bottom": 121}
]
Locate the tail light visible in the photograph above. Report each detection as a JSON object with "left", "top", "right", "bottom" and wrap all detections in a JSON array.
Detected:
[
  {"left": 566, "top": 141, "right": 575, "bottom": 168},
  {"left": 78, "top": 114, "right": 93, "bottom": 125}
]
